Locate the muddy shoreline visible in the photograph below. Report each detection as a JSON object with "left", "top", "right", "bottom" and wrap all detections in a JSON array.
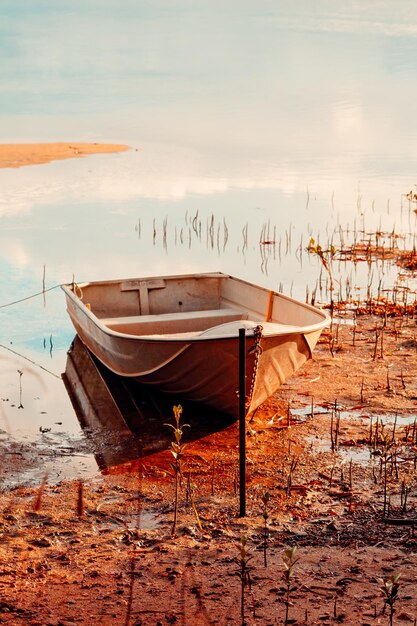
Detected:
[{"left": 1, "top": 312, "right": 417, "bottom": 624}]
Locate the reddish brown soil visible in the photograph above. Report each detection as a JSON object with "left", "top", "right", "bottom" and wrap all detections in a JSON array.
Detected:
[{"left": 1, "top": 313, "right": 417, "bottom": 625}]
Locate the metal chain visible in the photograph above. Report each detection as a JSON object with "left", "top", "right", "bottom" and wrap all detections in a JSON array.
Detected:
[{"left": 246, "top": 324, "right": 263, "bottom": 409}]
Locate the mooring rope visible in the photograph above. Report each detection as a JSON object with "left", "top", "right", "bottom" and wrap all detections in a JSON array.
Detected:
[
  {"left": 0, "top": 343, "right": 61, "bottom": 379},
  {"left": 0, "top": 283, "right": 74, "bottom": 379},
  {"left": 0, "top": 283, "right": 65, "bottom": 309}
]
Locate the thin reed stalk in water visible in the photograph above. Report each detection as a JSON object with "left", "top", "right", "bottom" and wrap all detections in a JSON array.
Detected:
[
  {"left": 17, "top": 369, "right": 24, "bottom": 409},
  {"left": 42, "top": 263, "right": 46, "bottom": 307}
]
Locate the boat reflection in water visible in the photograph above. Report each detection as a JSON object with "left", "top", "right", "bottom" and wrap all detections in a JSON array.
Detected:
[{"left": 62, "top": 335, "right": 235, "bottom": 474}]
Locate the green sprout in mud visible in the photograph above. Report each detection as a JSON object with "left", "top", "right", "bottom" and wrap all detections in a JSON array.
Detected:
[
  {"left": 282, "top": 546, "right": 299, "bottom": 626},
  {"left": 165, "top": 404, "right": 189, "bottom": 536},
  {"left": 378, "top": 573, "right": 401, "bottom": 626},
  {"left": 235, "top": 535, "right": 253, "bottom": 626},
  {"left": 165, "top": 405, "right": 202, "bottom": 537},
  {"left": 307, "top": 236, "right": 336, "bottom": 309}
]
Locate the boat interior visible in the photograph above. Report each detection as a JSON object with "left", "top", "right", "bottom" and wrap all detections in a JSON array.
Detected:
[{"left": 67, "top": 273, "right": 325, "bottom": 337}]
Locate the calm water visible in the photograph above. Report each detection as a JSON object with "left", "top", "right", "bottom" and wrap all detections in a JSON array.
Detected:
[{"left": 2, "top": 0, "right": 417, "bottom": 484}]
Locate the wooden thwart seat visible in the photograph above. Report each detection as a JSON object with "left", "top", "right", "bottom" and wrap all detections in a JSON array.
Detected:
[{"left": 100, "top": 308, "right": 249, "bottom": 336}]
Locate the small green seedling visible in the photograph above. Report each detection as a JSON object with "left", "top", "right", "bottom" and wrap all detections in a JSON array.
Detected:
[
  {"left": 378, "top": 573, "right": 401, "bottom": 626},
  {"left": 282, "top": 546, "right": 299, "bottom": 626},
  {"left": 235, "top": 536, "right": 253, "bottom": 626},
  {"left": 165, "top": 405, "right": 189, "bottom": 536},
  {"left": 307, "top": 238, "right": 336, "bottom": 293}
]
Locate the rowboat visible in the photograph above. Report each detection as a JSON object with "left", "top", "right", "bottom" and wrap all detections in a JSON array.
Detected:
[{"left": 62, "top": 272, "right": 329, "bottom": 417}]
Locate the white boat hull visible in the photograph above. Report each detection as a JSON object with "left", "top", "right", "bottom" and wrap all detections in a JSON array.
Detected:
[{"left": 63, "top": 273, "right": 329, "bottom": 416}]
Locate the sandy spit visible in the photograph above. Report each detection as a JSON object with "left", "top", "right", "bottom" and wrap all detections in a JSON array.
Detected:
[{"left": 0, "top": 142, "right": 130, "bottom": 168}]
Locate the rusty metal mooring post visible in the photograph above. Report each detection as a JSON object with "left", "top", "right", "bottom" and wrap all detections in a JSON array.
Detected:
[{"left": 239, "top": 328, "right": 246, "bottom": 517}]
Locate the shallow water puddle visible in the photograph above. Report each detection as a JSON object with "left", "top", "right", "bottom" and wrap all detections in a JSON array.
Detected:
[
  {"left": 293, "top": 398, "right": 417, "bottom": 426},
  {"left": 300, "top": 397, "right": 417, "bottom": 471},
  {"left": 0, "top": 428, "right": 99, "bottom": 489},
  {"left": 338, "top": 445, "right": 375, "bottom": 464}
]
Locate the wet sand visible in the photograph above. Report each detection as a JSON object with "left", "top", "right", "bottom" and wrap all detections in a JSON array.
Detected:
[{"left": 0, "top": 142, "right": 130, "bottom": 168}]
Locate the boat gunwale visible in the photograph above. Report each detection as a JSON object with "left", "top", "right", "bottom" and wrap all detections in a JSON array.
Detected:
[{"left": 61, "top": 273, "right": 330, "bottom": 343}]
